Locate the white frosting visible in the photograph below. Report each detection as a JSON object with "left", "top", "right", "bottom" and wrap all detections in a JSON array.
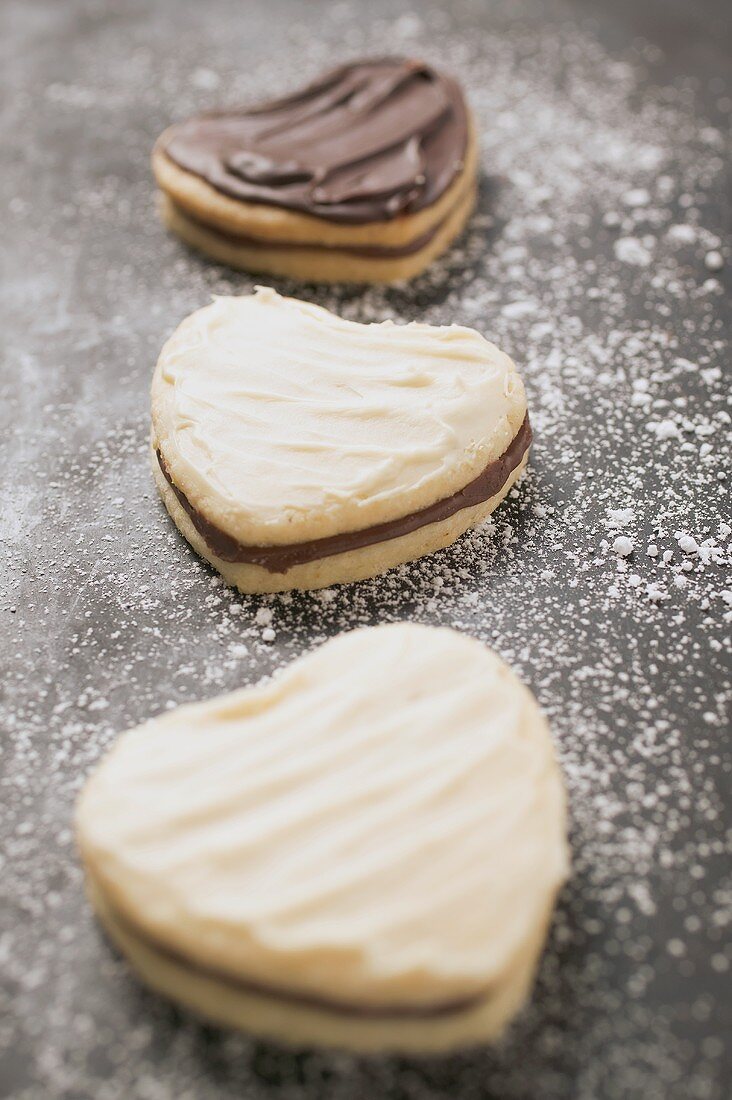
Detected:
[
  {"left": 151, "top": 288, "right": 527, "bottom": 544},
  {"left": 77, "top": 624, "right": 568, "bottom": 1010}
]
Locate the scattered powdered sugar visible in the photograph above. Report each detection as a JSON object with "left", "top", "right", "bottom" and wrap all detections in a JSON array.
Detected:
[
  {"left": 604, "top": 507, "right": 637, "bottom": 530},
  {"left": 1, "top": 2, "right": 730, "bottom": 1100},
  {"left": 613, "top": 236, "right": 654, "bottom": 266}
]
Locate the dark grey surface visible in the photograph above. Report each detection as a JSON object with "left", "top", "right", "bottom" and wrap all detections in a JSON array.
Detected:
[{"left": 1, "top": 1, "right": 730, "bottom": 1098}]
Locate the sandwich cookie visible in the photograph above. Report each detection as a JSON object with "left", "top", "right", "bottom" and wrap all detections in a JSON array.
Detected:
[
  {"left": 151, "top": 288, "right": 531, "bottom": 593},
  {"left": 152, "top": 57, "right": 476, "bottom": 283},
  {"left": 76, "top": 623, "right": 569, "bottom": 1053}
]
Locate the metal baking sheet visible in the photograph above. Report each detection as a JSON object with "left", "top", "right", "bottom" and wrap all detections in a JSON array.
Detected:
[{"left": 2, "top": 0, "right": 729, "bottom": 1097}]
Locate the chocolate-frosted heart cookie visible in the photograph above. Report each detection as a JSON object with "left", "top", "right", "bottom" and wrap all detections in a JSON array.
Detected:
[
  {"left": 152, "top": 57, "right": 476, "bottom": 283},
  {"left": 150, "top": 287, "right": 531, "bottom": 593},
  {"left": 76, "top": 624, "right": 569, "bottom": 1053}
]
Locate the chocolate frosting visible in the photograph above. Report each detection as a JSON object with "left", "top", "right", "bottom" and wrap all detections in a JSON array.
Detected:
[
  {"left": 163, "top": 57, "right": 469, "bottom": 225},
  {"left": 157, "top": 414, "right": 531, "bottom": 575}
]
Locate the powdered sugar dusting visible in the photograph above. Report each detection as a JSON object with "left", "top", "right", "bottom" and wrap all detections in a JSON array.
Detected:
[{"left": 1, "top": 1, "right": 730, "bottom": 1098}]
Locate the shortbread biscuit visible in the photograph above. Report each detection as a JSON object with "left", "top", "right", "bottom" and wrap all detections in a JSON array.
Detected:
[
  {"left": 150, "top": 287, "right": 532, "bottom": 593},
  {"left": 76, "top": 624, "right": 569, "bottom": 1053},
  {"left": 152, "top": 57, "right": 477, "bottom": 282}
]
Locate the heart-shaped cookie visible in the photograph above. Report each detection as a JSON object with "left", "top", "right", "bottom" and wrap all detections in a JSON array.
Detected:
[
  {"left": 76, "top": 624, "right": 569, "bottom": 1053},
  {"left": 152, "top": 57, "right": 476, "bottom": 283},
  {"left": 151, "top": 287, "right": 531, "bottom": 592}
]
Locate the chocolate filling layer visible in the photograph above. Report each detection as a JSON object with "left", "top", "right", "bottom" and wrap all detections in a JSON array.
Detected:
[
  {"left": 167, "top": 196, "right": 457, "bottom": 259},
  {"left": 162, "top": 57, "right": 469, "bottom": 225},
  {"left": 156, "top": 414, "right": 531, "bottom": 575},
  {"left": 107, "top": 897, "right": 489, "bottom": 1020}
]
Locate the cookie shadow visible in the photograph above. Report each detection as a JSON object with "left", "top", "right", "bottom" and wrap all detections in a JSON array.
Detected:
[{"left": 380, "top": 170, "right": 508, "bottom": 312}]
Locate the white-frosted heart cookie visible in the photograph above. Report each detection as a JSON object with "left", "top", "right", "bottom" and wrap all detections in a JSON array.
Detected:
[
  {"left": 151, "top": 287, "right": 531, "bottom": 592},
  {"left": 76, "top": 624, "right": 569, "bottom": 1053}
]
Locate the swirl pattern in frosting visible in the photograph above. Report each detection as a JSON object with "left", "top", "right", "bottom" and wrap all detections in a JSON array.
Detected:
[
  {"left": 162, "top": 57, "right": 469, "bottom": 224},
  {"left": 151, "top": 288, "right": 527, "bottom": 546}
]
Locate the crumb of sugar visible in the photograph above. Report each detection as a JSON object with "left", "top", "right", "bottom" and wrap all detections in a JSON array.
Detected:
[
  {"left": 647, "top": 418, "right": 680, "bottom": 440},
  {"left": 622, "top": 188, "right": 651, "bottom": 207},
  {"left": 667, "top": 223, "right": 698, "bottom": 244},
  {"left": 675, "top": 532, "right": 700, "bottom": 554},
  {"left": 612, "top": 535, "right": 634, "bottom": 557},
  {"left": 614, "top": 237, "right": 653, "bottom": 266}
]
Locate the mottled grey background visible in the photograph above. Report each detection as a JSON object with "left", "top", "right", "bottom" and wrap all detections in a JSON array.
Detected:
[{"left": 1, "top": 1, "right": 730, "bottom": 1098}]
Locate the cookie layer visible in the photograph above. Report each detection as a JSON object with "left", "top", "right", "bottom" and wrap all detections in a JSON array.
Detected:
[
  {"left": 156, "top": 181, "right": 476, "bottom": 283},
  {"left": 76, "top": 624, "right": 569, "bottom": 1052},
  {"left": 152, "top": 448, "right": 528, "bottom": 593},
  {"left": 155, "top": 414, "right": 531, "bottom": 571},
  {"left": 153, "top": 57, "right": 476, "bottom": 281},
  {"left": 151, "top": 288, "right": 530, "bottom": 591}
]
